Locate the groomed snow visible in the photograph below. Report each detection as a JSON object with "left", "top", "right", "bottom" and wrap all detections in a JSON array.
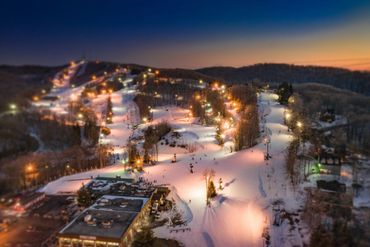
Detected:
[{"left": 41, "top": 88, "right": 306, "bottom": 246}]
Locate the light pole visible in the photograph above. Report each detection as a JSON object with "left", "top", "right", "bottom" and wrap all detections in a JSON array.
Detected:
[
  {"left": 264, "top": 137, "right": 271, "bottom": 160},
  {"left": 296, "top": 121, "right": 303, "bottom": 143}
]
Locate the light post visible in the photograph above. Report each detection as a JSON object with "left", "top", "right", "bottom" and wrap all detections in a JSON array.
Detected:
[
  {"left": 296, "top": 121, "right": 303, "bottom": 138},
  {"left": 264, "top": 137, "right": 271, "bottom": 160},
  {"left": 25, "top": 163, "right": 37, "bottom": 188},
  {"left": 66, "top": 163, "right": 71, "bottom": 175}
]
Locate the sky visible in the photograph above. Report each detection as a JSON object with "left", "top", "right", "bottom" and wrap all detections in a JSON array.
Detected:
[{"left": 1, "top": 0, "right": 370, "bottom": 70}]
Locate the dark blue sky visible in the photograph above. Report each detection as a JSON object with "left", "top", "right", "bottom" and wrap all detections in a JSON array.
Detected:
[{"left": 1, "top": 0, "right": 370, "bottom": 69}]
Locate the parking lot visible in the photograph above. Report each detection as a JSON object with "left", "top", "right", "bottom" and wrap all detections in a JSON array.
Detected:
[{"left": 0, "top": 195, "right": 78, "bottom": 247}]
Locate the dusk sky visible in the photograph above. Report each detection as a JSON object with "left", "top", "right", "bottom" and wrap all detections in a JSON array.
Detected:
[{"left": 1, "top": 0, "right": 370, "bottom": 70}]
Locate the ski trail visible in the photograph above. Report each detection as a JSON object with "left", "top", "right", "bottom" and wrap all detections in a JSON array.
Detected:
[{"left": 259, "top": 171, "right": 267, "bottom": 198}]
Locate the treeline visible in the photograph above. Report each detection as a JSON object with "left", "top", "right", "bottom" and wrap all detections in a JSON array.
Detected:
[
  {"left": 158, "top": 68, "right": 216, "bottom": 81},
  {"left": 134, "top": 78, "right": 200, "bottom": 120},
  {"left": 82, "top": 78, "right": 124, "bottom": 98},
  {"left": 27, "top": 112, "right": 82, "bottom": 149},
  {"left": 283, "top": 92, "right": 311, "bottom": 186},
  {"left": 0, "top": 108, "right": 101, "bottom": 161},
  {"left": 285, "top": 93, "right": 311, "bottom": 140},
  {"left": 229, "top": 85, "right": 259, "bottom": 150},
  {"left": 0, "top": 114, "right": 39, "bottom": 158},
  {"left": 190, "top": 86, "right": 228, "bottom": 125},
  {"left": 276, "top": 82, "right": 294, "bottom": 105},
  {"left": 127, "top": 122, "right": 171, "bottom": 168},
  {"left": 295, "top": 83, "right": 370, "bottom": 154},
  {"left": 143, "top": 122, "right": 171, "bottom": 164},
  {"left": 0, "top": 145, "right": 112, "bottom": 194},
  {"left": 0, "top": 65, "right": 59, "bottom": 111},
  {"left": 0, "top": 112, "right": 81, "bottom": 159},
  {"left": 197, "top": 63, "right": 370, "bottom": 96},
  {"left": 67, "top": 99, "right": 101, "bottom": 146},
  {"left": 69, "top": 61, "right": 120, "bottom": 86}
]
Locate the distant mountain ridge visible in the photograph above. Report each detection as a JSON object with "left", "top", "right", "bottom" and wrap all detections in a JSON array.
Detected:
[
  {"left": 196, "top": 63, "right": 370, "bottom": 96},
  {"left": 1, "top": 62, "right": 369, "bottom": 103}
]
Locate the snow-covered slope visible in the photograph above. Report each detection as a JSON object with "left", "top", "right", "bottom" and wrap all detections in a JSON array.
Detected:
[{"left": 41, "top": 91, "right": 307, "bottom": 246}]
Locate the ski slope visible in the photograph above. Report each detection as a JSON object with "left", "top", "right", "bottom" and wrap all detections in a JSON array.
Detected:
[{"left": 41, "top": 90, "right": 306, "bottom": 246}]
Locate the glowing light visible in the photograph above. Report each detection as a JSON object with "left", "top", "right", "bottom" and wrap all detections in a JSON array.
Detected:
[
  {"left": 26, "top": 164, "right": 34, "bottom": 172},
  {"left": 9, "top": 103, "right": 17, "bottom": 110},
  {"left": 32, "top": 96, "right": 39, "bottom": 101},
  {"left": 223, "top": 121, "right": 230, "bottom": 129},
  {"left": 70, "top": 94, "right": 77, "bottom": 101},
  {"left": 297, "top": 121, "right": 303, "bottom": 128},
  {"left": 136, "top": 158, "right": 143, "bottom": 166}
]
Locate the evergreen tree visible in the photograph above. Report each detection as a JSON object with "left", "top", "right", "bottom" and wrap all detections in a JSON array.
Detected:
[
  {"left": 277, "top": 82, "right": 293, "bottom": 105},
  {"left": 128, "top": 142, "right": 139, "bottom": 165},
  {"left": 77, "top": 185, "right": 92, "bottom": 207},
  {"left": 215, "top": 124, "right": 224, "bottom": 145},
  {"left": 208, "top": 180, "right": 217, "bottom": 198}
]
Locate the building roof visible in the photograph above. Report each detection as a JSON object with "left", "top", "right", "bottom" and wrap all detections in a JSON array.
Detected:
[
  {"left": 59, "top": 209, "right": 136, "bottom": 241},
  {"left": 86, "top": 176, "right": 155, "bottom": 198},
  {"left": 59, "top": 195, "right": 149, "bottom": 241},
  {"left": 91, "top": 195, "right": 148, "bottom": 213}
]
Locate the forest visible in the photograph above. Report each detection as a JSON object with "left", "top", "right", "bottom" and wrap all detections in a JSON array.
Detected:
[{"left": 197, "top": 63, "right": 370, "bottom": 96}]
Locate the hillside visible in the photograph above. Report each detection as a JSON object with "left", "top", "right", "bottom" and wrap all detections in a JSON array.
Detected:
[
  {"left": 2, "top": 62, "right": 370, "bottom": 112},
  {"left": 197, "top": 63, "right": 370, "bottom": 95},
  {"left": 158, "top": 68, "right": 217, "bottom": 82},
  {"left": 295, "top": 83, "right": 370, "bottom": 153},
  {"left": 0, "top": 65, "right": 62, "bottom": 111}
]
